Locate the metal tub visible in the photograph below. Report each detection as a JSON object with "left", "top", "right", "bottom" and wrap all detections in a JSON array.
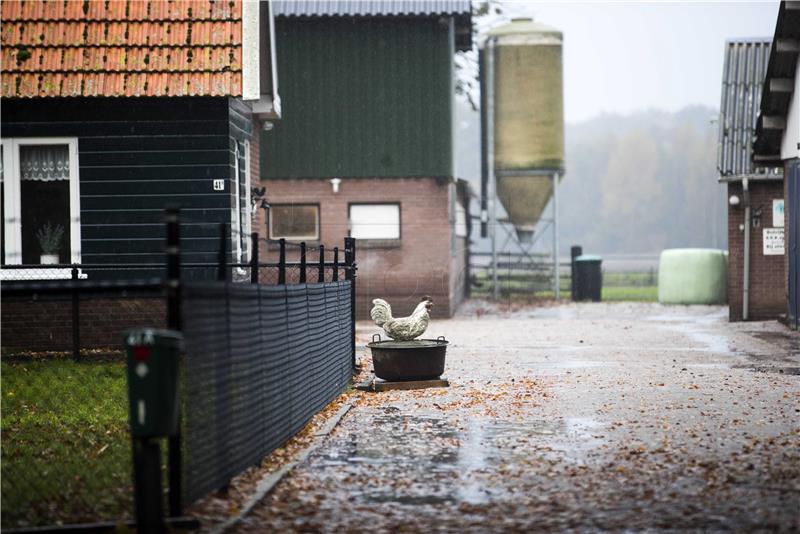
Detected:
[{"left": 368, "top": 334, "right": 448, "bottom": 381}]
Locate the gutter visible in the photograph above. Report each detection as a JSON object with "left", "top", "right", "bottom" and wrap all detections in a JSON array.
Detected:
[{"left": 743, "top": 178, "right": 751, "bottom": 321}]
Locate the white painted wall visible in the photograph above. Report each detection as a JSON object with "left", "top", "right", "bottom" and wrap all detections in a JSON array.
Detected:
[{"left": 781, "top": 60, "right": 800, "bottom": 160}]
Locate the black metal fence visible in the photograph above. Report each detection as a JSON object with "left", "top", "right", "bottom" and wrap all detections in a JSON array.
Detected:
[
  {"left": 0, "top": 212, "right": 357, "bottom": 530},
  {"left": 181, "top": 280, "right": 352, "bottom": 503}
]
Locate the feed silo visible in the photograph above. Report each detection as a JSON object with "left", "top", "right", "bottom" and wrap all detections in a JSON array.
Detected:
[{"left": 484, "top": 18, "right": 565, "bottom": 243}]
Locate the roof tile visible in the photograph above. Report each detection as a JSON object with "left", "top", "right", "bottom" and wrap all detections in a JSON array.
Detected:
[{"left": 1, "top": 0, "right": 244, "bottom": 98}]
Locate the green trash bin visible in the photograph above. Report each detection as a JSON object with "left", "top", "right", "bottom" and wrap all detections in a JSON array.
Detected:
[{"left": 575, "top": 255, "right": 602, "bottom": 302}]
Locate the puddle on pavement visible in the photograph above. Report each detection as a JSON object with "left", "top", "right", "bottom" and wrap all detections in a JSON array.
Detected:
[
  {"left": 750, "top": 331, "right": 800, "bottom": 356},
  {"left": 654, "top": 320, "right": 736, "bottom": 356},
  {"left": 734, "top": 365, "right": 800, "bottom": 376},
  {"left": 522, "top": 360, "right": 616, "bottom": 370},
  {"left": 646, "top": 309, "right": 728, "bottom": 325},
  {"left": 685, "top": 363, "right": 732, "bottom": 370},
  {"left": 314, "top": 411, "right": 605, "bottom": 507}
]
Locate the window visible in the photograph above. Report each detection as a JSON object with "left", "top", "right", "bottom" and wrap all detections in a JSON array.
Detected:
[
  {"left": 349, "top": 203, "right": 400, "bottom": 240},
  {"left": 455, "top": 200, "right": 468, "bottom": 238},
  {"left": 269, "top": 204, "right": 319, "bottom": 240},
  {"left": 232, "top": 141, "right": 251, "bottom": 262},
  {"left": 2, "top": 138, "right": 81, "bottom": 266}
]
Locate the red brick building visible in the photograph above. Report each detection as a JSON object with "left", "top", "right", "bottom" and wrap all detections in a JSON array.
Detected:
[
  {"left": 260, "top": 2, "right": 473, "bottom": 319},
  {"left": 718, "top": 39, "right": 785, "bottom": 321}
]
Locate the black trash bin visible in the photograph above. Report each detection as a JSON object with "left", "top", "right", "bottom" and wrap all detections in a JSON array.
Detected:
[{"left": 574, "top": 255, "right": 602, "bottom": 301}]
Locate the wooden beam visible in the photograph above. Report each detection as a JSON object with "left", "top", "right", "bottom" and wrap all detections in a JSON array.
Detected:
[
  {"left": 775, "top": 38, "right": 800, "bottom": 54},
  {"left": 761, "top": 115, "right": 787, "bottom": 130},
  {"left": 770, "top": 78, "right": 794, "bottom": 93}
]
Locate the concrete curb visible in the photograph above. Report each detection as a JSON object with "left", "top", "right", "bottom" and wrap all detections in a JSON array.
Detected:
[{"left": 210, "top": 398, "right": 357, "bottom": 534}]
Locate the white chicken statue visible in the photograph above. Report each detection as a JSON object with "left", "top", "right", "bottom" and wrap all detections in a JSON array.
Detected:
[{"left": 370, "top": 296, "right": 433, "bottom": 341}]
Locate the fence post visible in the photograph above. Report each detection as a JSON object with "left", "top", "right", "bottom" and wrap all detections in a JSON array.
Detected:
[
  {"left": 278, "top": 239, "right": 286, "bottom": 285},
  {"left": 318, "top": 245, "right": 325, "bottom": 283},
  {"left": 345, "top": 237, "right": 357, "bottom": 371},
  {"left": 165, "top": 208, "right": 183, "bottom": 518},
  {"left": 299, "top": 242, "right": 307, "bottom": 283},
  {"left": 250, "top": 232, "right": 259, "bottom": 284},
  {"left": 332, "top": 247, "right": 339, "bottom": 282},
  {"left": 218, "top": 223, "right": 228, "bottom": 282},
  {"left": 71, "top": 264, "right": 80, "bottom": 362},
  {"left": 570, "top": 245, "right": 582, "bottom": 301}
]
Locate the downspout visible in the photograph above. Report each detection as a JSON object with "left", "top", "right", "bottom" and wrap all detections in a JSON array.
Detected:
[
  {"left": 743, "top": 178, "right": 751, "bottom": 321},
  {"left": 486, "top": 36, "right": 499, "bottom": 300}
]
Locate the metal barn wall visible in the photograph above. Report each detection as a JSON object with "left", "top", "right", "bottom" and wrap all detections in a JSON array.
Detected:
[{"left": 262, "top": 16, "right": 455, "bottom": 179}]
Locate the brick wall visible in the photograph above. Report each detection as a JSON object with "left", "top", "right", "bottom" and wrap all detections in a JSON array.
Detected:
[
  {"left": 262, "top": 177, "right": 465, "bottom": 319},
  {"left": 727, "top": 180, "right": 786, "bottom": 321},
  {"left": 2, "top": 295, "right": 165, "bottom": 353}
]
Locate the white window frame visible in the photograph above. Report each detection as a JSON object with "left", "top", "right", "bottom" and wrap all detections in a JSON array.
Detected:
[
  {"left": 232, "top": 141, "right": 252, "bottom": 263},
  {"left": 348, "top": 203, "right": 401, "bottom": 240},
  {"left": 455, "top": 200, "right": 468, "bottom": 238},
  {"left": 1, "top": 137, "right": 82, "bottom": 271},
  {"left": 244, "top": 140, "right": 251, "bottom": 261},
  {"left": 269, "top": 204, "right": 320, "bottom": 241}
]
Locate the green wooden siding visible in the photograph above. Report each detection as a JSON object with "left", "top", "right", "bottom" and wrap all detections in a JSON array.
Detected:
[{"left": 263, "top": 17, "right": 455, "bottom": 179}]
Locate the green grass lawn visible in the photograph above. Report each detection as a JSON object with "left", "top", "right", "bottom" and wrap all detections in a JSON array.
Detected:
[
  {"left": 471, "top": 271, "right": 658, "bottom": 303},
  {"left": 1, "top": 360, "right": 133, "bottom": 528},
  {"left": 602, "top": 285, "right": 659, "bottom": 302}
]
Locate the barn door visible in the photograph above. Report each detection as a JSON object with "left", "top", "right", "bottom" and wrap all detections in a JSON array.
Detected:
[{"left": 789, "top": 160, "right": 800, "bottom": 329}]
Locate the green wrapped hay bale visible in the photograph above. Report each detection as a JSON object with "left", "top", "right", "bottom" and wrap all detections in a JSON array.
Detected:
[{"left": 658, "top": 249, "right": 728, "bottom": 305}]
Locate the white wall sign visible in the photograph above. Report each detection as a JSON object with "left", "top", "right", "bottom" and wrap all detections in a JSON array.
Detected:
[
  {"left": 773, "top": 199, "right": 785, "bottom": 228},
  {"left": 763, "top": 228, "right": 785, "bottom": 255},
  {"left": 213, "top": 179, "right": 225, "bottom": 191}
]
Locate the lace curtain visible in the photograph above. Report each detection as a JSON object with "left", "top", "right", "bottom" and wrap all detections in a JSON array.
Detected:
[{"left": 20, "top": 145, "right": 69, "bottom": 182}]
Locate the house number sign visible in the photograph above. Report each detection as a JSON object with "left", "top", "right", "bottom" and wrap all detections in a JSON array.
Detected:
[{"left": 213, "top": 179, "right": 225, "bottom": 191}]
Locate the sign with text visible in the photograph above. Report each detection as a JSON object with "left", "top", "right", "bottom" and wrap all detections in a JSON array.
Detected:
[
  {"left": 773, "top": 199, "right": 785, "bottom": 227},
  {"left": 763, "top": 228, "right": 785, "bottom": 255}
]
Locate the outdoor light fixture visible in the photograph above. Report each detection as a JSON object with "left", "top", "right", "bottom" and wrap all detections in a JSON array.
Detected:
[
  {"left": 729, "top": 194, "right": 740, "bottom": 206},
  {"left": 330, "top": 178, "right": 342, "bottom": 193},
  {"left": 262, "top": 121, "right": 275, "bottom": 132}
]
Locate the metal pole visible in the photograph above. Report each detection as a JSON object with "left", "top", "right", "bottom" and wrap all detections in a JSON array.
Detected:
[
  {"left": 250, "top": 232, "right": 259, "bottom": 284},
  {"left": 278, "top": 239, "right": 286, "bottom": 285},
  {"left": 133, "top": 439, "right": 164, "bottom": 533},
  {"left": 486, "top": 37, "right": 499, "bottom": 300},
  {"left": 332, "top": 247, "right": 339, "bottom": 282},
  {"left": 553, "top": 172, "right": 560, "bottom": 300},
  {"left": 318, "top": 245, "right": 325, "bottom": 283},
  {"left": 165, "top": 208, "right": 182, "bottom": 518},
  {"left": 570, "top": 245, "right": 582, "bottom": 301},
  {"left": 743, "top": 179, "right": 751, "bottom": 321},
  {"left": 299, "top": 242, "right": 307, "bottom": 284},
  {"left": 71, "top": 265, "right": 80, "bottom": 362},
  {"left": 345, "top": 238, "right": 357, "bottom": 371}
]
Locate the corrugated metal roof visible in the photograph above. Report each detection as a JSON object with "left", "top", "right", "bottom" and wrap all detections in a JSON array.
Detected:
[
  {"left": 273, "top": 0, "right": 471, "bottom": 18},
  {"left": 717, "top": 39, "right": 772, "bottom": 178},
  {"left": 0, "top": 0, "right": 243, "bottom": 98},
  {"left": 273, "top": 0, "right": 472, "bottom": 50}
]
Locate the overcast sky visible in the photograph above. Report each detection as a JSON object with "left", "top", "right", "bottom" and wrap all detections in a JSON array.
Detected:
[{"left": 495, "top": 1, "right": 780, "bottom": 123}]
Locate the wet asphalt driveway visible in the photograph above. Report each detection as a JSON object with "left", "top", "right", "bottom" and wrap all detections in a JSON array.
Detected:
[{"left": 236, "top": 302, "right": 800, "bottom": 532}]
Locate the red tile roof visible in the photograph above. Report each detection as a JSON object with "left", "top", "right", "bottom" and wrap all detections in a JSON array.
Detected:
[{"left": 1, "top": 0, "right": 243, "bottom": 98}]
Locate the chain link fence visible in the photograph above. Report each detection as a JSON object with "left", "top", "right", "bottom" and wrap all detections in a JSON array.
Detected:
[{"left": 1, "top": 224, "right": 356, "bottom": 529}]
